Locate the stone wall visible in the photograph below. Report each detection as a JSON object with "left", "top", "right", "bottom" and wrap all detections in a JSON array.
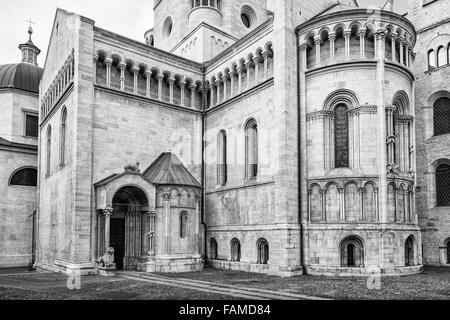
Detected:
[{"left": 409, "top": 0, "right": 450, "bottom": 265}]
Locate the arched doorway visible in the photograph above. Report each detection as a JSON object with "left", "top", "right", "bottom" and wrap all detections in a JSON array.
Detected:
[
  {"left": 340, "top": 236, "right": 364, "bottom": 267},
  {"left": 111, "top": 186, "right": 149, "bottom": 270},
  {"left": 405, "top": 236, "right": 415, "bottom": 266}
]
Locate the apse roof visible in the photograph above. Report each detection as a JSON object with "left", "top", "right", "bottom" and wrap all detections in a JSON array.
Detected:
[{"left": 143, "top": 152, "right": 202, "bottom": 188}]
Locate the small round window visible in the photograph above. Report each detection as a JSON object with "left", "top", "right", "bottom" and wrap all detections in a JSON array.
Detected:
[
  {"left": 163, "top": 17, "right": 173, "bottom": 39},
  {"left": 240, "top": 5, "right": 256, "bottom": 29}
]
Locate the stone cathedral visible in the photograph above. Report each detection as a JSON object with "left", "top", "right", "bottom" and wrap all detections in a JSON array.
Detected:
[{"left": 1, "top": 0, "right": 449, "bottom": 277}]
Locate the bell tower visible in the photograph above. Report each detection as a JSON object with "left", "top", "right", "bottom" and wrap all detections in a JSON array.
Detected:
[{"left": 19, "top": 21, "right": 40, "bottom": 66}]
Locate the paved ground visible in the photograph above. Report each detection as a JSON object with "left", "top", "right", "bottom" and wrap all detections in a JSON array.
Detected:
[{"left": 0, "top": 266, "right": 449, "bottom": 300}]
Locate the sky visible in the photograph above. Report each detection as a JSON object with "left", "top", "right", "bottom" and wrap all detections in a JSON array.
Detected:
[{"left": 0, "top": 0, "right": 408, "bottom": 66}]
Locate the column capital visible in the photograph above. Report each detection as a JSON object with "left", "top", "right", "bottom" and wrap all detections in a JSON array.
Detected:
[
  {"left": 100, "top": 206, "right": 114, "bottom": 217},
  {"left": 189, "top": 83, "right": 197, "bottom": 90},
  {"left": 221, "top": 74, "right": 229, "bottom": 82},
  {"left": 376, "top": 29, "right": 387, "bottom": 40},
  {"left": 328, "top": 33, "right": 336, "bottom": 41},
  {"left": 104, "top": 58, "right": 113, "bottom": 66},
  {"left": 343, "top": 29, "right": 352, "bottom": 37},
  {"left": 179, "top": 80, "right": 187, "bottom": 87},
  {"left": 314, "top": 35, "right": 322, "bottom": 43},
  {"left": 144, "top": 70, "right": 152, "bottom": 77},
  {"left": 118, "top": 62, "right": 126, "bottom": 70},
  {"left": 156, "top": 74, "right": 164, "bottom": 81},
  {"left": 168, "top": 77, "right": 176, "bottom": 84},
  {"left": 261, "top": 50, "right": 269, "bottom": 58},
  {"left": 146, "top": 210, "right": 157, "bottom": 218},
  {"left": 214, "top": 78, "right": 221, "bottom": 86},
  {"left": 390, "top": 34, "right": 398, "bottom": 41},
  {"left": 93, "top": 55, "right": 99, "bottom": 62},
  {"left": 162, "top": 192, "right": 171, "bottom": 201},
  {"left": 131, "top": 66, "right": 140, "bottom": 74},
  {"left": 236, "top": 65, "right": 244, "bottom": 73},
  {"left": 228, "top": 70, "right": 236, "bottom": 77},
  {"left": 252, "top": 56, "right": 261, "bottom": 64},
  {"left": 398, "top": 36, "right": 406, "bottom": 43}
]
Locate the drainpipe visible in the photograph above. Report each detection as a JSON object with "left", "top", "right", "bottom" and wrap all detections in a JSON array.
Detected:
[
  {"left": 201, "top": 64, "right": 208, "bottom": 266},
  {"left": 296, "top": 28, "right": 306, "bottom": 274},
  {"left": 29, "top": 209, "right": 37, "bottom": 271}
]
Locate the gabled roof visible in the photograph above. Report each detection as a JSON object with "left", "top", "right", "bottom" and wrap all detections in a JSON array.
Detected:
[
  {"left": 313, "top": 2, "right": 358, "bottom": 20},
  {"left": 143, "top": 152, "right": 201, "bottom": 188}
]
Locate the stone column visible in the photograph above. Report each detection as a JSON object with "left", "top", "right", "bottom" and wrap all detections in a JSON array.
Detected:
[
  {"left": 320, "top": 189, "right": 326, "bottom": 221},
  {"left": 262, "top": 51, "right": 269, "bottom": 79},
  {"left": 162, "top": 193, "right": 171, "bottom": 254},
  {"left": 209, "top": 82, "right": 215, "bottom": 108},
  {"left": 102, "top": 206, "right": 114, "bottom": 249},
  {"left": 329, "top": 33, "right": 336, "bottom": 62},
  {"left": 344, "top": 30, "right": 351, "bottom": 60},
  {"left": 391, "top": 35, "right": 397, "bottom": 62},
  {"left": 307, "top": 190, "right": 312, "bottom": 222},
  {"left": 244, "top": 59, "right": 252, "bottom": 90},
  {"left": 215, "top": 79, "right": 221, "bottom": 105},
  {"left": 147, "top": 211, "right": 156, "bottom": 256},
  {"left": 340, "top": 187, "right": 346, "bottom": 221},
  {"left": 190, "top": 83, "right": 197, "bottom": 109},
  {"left": 132, "top": 66, "right": 139, "bottom": 94},
  {"left": 399, "top": 37, "right": 405, "bottom": 65},
  {"left": 253, "top": 56, "right": 261, "bottom": 83},
  {"left": 145, "top": 70, "right": 152, "bottom": 97},
  {"left": 180, "top": 79, "right": 186, "bottom": 106},
  {"left": 228, "top": 70, "right": 235, "bottom": 97},
  {"left": 314, "top": 36, "right": 321, "bottom": 66},
  {"left": 376, "top": 29, "right": 388, "bottom": 227},
  {"left": 221, "top": 74, "right": 228, "bottom": 102},
  {"left": 359, "top": 188, "right": 365, "bottom": 221},
  {"left": 169, "top": 77, "right": 175, "bottom": 104},
  {"left": 156, "top": 74, "right": 164, "bottom": 101},
  {"left": 236, "top": 65, "right": 243, "bottom": 93},
  {"left": 105, "top": 58, "right": 112, "bottom": 87},
  {"left": 119, "top": 62, "right": 126, "bottom": 91},
  {"left": 93, "top": 55, "right": 98, "bottom": 84},
  {"left": 359, "top": 28, "right": 366, "bottom": 59}
]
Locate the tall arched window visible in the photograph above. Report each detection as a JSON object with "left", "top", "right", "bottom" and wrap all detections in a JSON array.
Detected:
[
  {"left": 180, "top": 211, "right": 188, "bottom": 238},
  {"left": 428, "top": 49, "right": 436, "bottom": 70},
  {"left": 46, "top": 126, "right": 52, "bottom": 175},
  {"left": 436, "top": 164, "right": 450, "bottom": 207},
  {"left": 9, "top": 168, "right": 38, "bottom": 187},
  {"left": 60, "top": 108, "right": 67, "bottom": 166},
  {"left": 340, "top": 236, "right": 364, "bottom": 267},
  {"left": 405, "top": 236, "right": 415, "bottom": 266},
  {"left": 257, "top": 239, "right": 269, "bottom": 265},
  {"left": 217, "top": 130, "right": 227, "bottom": 186},
  {"left": 245, "top": 119, "right": 258, "bottom": 180},
  {"left": 334, "top": 104, "right": 349, "bottom": 168},
  {"left": 210, "top": 238, "right": 218, "bottom": 260},
  {"left": 231, "top": 238, "right": 241, "bottom": 262},
  {"left": 433, "top": 97, "right": 450, "bottom": 136},
  {"left": 437, "top": 46, "right": 446, "bottom": 67}
]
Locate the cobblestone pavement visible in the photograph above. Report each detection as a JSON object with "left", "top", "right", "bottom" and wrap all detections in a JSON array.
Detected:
[{"left": 0, "top": 266, "right": 449, "bottom": 300}]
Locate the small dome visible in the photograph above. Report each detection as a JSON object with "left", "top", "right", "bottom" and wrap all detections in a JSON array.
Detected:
[{"left": 0, "top": 63, "right": 43, "bottom": 93}]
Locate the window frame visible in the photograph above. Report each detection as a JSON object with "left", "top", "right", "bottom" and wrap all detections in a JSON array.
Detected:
[
  {"left": 22, "top": 109, "right": 39, "bottom": 139},
  {"left": 433, "top": 97, "right": 450, "bottom": 137},
  {"left": 244, "top": 118, "right": 258, "bottom": 181},
  {"left": 8, "top": 166, "right": 38, "bottom": 187},
  {"left": 436, "top": 163, "right": 450, "bottom": 207}
]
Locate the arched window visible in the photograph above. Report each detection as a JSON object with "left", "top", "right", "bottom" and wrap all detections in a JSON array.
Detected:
[
  {"left": 231, "top": 238, "right": 241, "bottom": 262},
  {"left": 334, "top": 104, "right": 349, "bottom": 168},
  {"left": 433, "top": 97, "right": 450, "bottom": 136},
  {"left": 257, "top": 239, "right": 269, "bottom": 264},
  {"left": 437, "top": 46, "right": 446, "bottom": 67},
  {"left": 46, "top": 126, "right": 52, "bottom": 175},
  {"left": 9, "top": 168, "right": 37, "bottom": 187},
  {"left": 60, "top": 108, "right": 67, "bottom": 166},
  {"left": 180, "top": 211, "right": 187, "bottom": 238},
  {"left": 436, "top": 164, "right": 450, "bottom": 207},
  {"left": 428, "top": 49, "right": 436, "bottom": 70},
  {"left": 210, "top": 238, "right": 218, "bottom": 260},
  {"left": 340, "top": 236, "right": 364, "bottom": 267},
  {"left": 217, "top": 130, "right": 227, "bottom": 186},
  {"left": 405, "top": 236, "right": 415, "bottom": 266},
  {"left": 245, "top": 119, "right": 258, "bottom": 180}
]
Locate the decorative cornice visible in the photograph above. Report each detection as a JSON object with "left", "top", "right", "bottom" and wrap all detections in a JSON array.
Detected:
[{"left": 306, "top": 110, "right": 335, "bottom": 121}]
